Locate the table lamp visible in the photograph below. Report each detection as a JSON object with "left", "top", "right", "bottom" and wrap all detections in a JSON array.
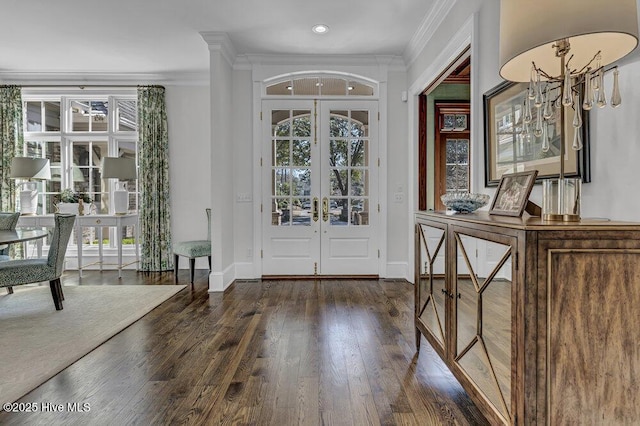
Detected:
[
  {"left": 499, "top": 0, "right": 638, "bottom": 221},
  {"left": 10, "top": 157, "right": 51, "bottom": 215},
  {"left": 101, "top": 157, "right": 136, "bottom": 215}
]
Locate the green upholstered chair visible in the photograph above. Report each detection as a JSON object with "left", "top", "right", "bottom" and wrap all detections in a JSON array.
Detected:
[
  {"left": 173, "top": 208, "right": 211, "bottom": 286},
  {"left": 0, "top": 214, "right": 76, "bottom": 310},
  {"left": 0, "top": 212, "right": 20, "bottom": 262}
]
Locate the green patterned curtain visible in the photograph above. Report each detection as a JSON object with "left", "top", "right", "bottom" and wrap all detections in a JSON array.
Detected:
[
  {"left": 137, "top": 86, "right": 172, "bottom": 271},
  {"left": 0, "top": 86, "right": 22, "bottom": 211}
]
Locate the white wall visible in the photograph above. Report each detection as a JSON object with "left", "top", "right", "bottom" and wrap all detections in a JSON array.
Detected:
[
  {"left": 386, "top": 70, "right": 410, "bottom": 278},
  {"left": 209, "top": 49, "right": 236, "bottom": 290},
  {"left": 232, "top": 69, "right": 255, "bottom": 277},
  {"left": 580, "top": 59, "right": 640, "bottom": 221},
  {"left": 166, "top": 85, "right": 211, "bottom": 269}
]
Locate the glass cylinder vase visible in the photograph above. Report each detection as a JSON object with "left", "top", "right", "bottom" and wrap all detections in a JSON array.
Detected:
[{"left": 542, "top": 178, "right": 581, "bottom": 222}]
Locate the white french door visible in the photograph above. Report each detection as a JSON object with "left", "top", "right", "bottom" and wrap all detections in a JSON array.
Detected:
[{"left": 261, "top": 100, "right": 379, "bottom": 276}]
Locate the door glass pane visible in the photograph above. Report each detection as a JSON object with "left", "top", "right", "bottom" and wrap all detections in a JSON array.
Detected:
[
  {"left": 350, "top": 198, "right": 368, "bottom": 226},
  {"left": 329, "top": 111, "right": 349, "bottom": 137},
  {"left": 291, "top": 169, "right": 310, "bottom": 196},
  {"left": 351, "top": 111, "right": 368, "bottom": 136},
  {"left": 273, "top": 169, "right": 290, "bottom": 196},
  {"left": 446, "top": 138, "right": 470, "bottom": 192},
  {"left": 330, "top": 140, "right": 348, "bottom": 167},
  {"left": 329, "top": 198, "right": 347, "bottom": 226},
  {"left": 292, "top": 111, "right": 311, "bottom": 137},
  {"left": 292, "top": 140, "right": 310, "bottom": 166},
  {"left": 329, "top": 169, "right": 348, "bottom": 196},
  {"left": 272, "top": 198, "right": 288, "bottom": 226},
  {"left": 274, "top": 140, "right": 290, "bottom": 166},
  {"left": 291, "top": 203, "right": 310, "bottom": 226},
  {"left": 350, "top": 139, "right": 368, "bottom": 166},
  {"left": 350, "top": 170, "right": 368, "bottom": 196}
]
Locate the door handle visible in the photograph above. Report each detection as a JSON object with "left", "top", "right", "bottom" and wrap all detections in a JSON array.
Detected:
[
  {"left": 322, "top": 197, "right": 329, "bottom": 222},
  {"left": 312, "top": 197, "right": 319, "bottom": 222}
]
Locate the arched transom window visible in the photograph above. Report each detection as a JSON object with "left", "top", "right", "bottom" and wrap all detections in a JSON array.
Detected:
[{"left": 265, "top": 74, "right": 376, "bottom": 97}]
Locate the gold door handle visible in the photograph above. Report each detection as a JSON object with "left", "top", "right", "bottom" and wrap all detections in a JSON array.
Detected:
[
  {"left": 312, "top": 197, "right": 319, "bottom": 222},
  {"left": 322, "top": 197, "right": 329, "bottom": 222}
]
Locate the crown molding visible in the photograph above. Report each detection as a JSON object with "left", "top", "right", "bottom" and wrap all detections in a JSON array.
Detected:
[
  {"left": 200, "top": 31, "right": 237, "bottom": 67},
  {"left": 237, "top": 53, "right": 405, "bottom": 68},
  {"left": 403, "top": 0, "right": 457, "bottom": 68},
  {"left": 0, "top": 71, "right": 209, "bottom": 87}
]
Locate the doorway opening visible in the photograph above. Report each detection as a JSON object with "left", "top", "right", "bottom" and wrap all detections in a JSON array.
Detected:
[{"left": 418, "top": 49, "right": 471, "bottom": 211}]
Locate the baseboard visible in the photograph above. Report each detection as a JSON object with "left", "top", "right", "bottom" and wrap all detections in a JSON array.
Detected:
[
  {"left": 208, "top": 261, "right": 412, "bottom": 288},
  {"left": 234, "top": 262, "right": 255, "bottom": 279},
  {"left": 208, "top": 263, "right": 235, "bottom": 292},
  {"left": 386, "top": 262, "right": 410, "bottom": 281}
]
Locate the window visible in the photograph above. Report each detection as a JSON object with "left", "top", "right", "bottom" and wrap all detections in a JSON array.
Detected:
[
  {"left": 265, "top": 75, "right": 376, "bottom": 97},
  {"left": 21, "top": 89, "right": 138, "bottom": 247}
]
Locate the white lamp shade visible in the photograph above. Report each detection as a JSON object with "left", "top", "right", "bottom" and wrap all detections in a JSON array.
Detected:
[
  {"left": 499, "top": 0, "right": 639, "bottom": 82},
  {"left": 10, "top": 157, "right": 51, "bottom": 180},
  {"left": 101, "top": 157, "right": 137, "bottom": 180}
]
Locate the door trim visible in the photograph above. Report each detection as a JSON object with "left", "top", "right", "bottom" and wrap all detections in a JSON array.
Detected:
[
  {"left": 253, "top": 70, "right": 388, "bottom": 279},
  {"left": 260, "top": 99, "right": 380, "bottom": 276}
]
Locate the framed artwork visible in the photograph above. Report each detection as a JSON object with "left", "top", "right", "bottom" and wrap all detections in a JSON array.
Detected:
[
  {"left": 483, "top": 81, "right": 591, "bottom": 186},
  {"left": 489, "top": 170, "right": 538, "bottom": 217}
]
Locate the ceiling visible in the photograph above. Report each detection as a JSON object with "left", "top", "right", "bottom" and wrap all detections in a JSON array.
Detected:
[{"left": 1, "top": 0, "right": 437, "bottom": 79}]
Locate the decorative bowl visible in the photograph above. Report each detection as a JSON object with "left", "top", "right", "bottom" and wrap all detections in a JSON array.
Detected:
[{"left": 441, "top": 192, "right": 490, "bottom": 213}]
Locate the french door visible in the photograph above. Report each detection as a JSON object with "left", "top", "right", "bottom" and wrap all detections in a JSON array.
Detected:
[{"left": 261, "top": 100, "right": 379, "bottom": 276}]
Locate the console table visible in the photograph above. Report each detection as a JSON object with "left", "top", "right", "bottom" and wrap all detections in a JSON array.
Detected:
[
  {"left": 415, "top": 211, "right": 640, "bottom": 425},
  {"left": 18, "top": 214, "right": 139, "bottom": 278}
]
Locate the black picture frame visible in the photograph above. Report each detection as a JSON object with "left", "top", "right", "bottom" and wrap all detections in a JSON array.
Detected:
[
  {"left": 489, "top": 170, "right": 538, "bottom": 217},
  {"left": 483, "top": 81, "right": 591, "bottom": 187}
]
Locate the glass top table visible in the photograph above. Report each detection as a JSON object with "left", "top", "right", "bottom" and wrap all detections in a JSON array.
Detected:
[{"left": 0, "top": 228, "right": 48, "bottom": 245}]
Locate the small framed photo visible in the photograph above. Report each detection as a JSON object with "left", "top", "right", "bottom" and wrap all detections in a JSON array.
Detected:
[{"left": 489, "top": 170, "right": 538, "bottom": 217}]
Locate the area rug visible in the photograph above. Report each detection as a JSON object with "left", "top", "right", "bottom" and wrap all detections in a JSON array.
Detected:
[{"left": 0, "top": 284, "right": 186, "bottom": 405}]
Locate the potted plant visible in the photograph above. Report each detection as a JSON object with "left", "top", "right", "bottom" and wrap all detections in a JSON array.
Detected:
[{"left": 55, "top": 189, "right": 93, "bottom": 215}]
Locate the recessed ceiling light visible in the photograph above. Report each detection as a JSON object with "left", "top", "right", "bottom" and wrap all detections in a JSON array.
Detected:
[{"left": 312, "top": 24, "right": 329, "bottom": 34}]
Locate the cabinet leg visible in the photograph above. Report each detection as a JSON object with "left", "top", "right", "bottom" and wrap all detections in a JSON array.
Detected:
[{"left": 415, "top": 328, "right": 421, "bottom": 352}]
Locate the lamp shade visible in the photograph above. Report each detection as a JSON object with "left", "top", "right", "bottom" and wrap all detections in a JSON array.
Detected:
[
  {"left": 499, "top": 0, "right": 639, "bottom": 82},
  {"left": 101, "top": 157, "right": 137, "bottom": 180},
  {"left": 10, "top": 157, "right": 51, "bottom": 180}
]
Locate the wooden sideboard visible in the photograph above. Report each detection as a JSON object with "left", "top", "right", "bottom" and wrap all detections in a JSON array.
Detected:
[{"left": 415, "top": 211, "right": 640, "bottom": 425}]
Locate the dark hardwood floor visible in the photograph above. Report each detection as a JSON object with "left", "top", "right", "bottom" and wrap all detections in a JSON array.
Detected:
[{"left": 1, "top": 270, "right": 488, "bottom": 425}]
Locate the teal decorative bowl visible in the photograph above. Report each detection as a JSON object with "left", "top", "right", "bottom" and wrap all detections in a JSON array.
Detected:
[{"left": 441, "top": 192, "right": 490, "bottom": 213}]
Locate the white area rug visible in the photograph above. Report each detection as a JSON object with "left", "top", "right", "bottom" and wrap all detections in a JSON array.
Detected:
[{"left": 0, "top": 284, "right": 186, "bottom": 405}]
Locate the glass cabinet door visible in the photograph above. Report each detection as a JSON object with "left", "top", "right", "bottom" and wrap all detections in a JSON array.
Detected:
[
  {"left": 417, "top": 223, "right": 447, "bottom": 349},
  {"left": 453, "top": 231, "right": 514, "bottom": 424}
]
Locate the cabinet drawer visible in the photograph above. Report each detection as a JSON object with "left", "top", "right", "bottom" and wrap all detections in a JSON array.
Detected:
[{"left": 78, "top": 217, "right": 117, "bottom": 226}]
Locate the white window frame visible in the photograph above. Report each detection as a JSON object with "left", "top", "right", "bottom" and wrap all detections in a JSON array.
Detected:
[{"left": 21, "top": 88, "right": 139, "bottom": 256}]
